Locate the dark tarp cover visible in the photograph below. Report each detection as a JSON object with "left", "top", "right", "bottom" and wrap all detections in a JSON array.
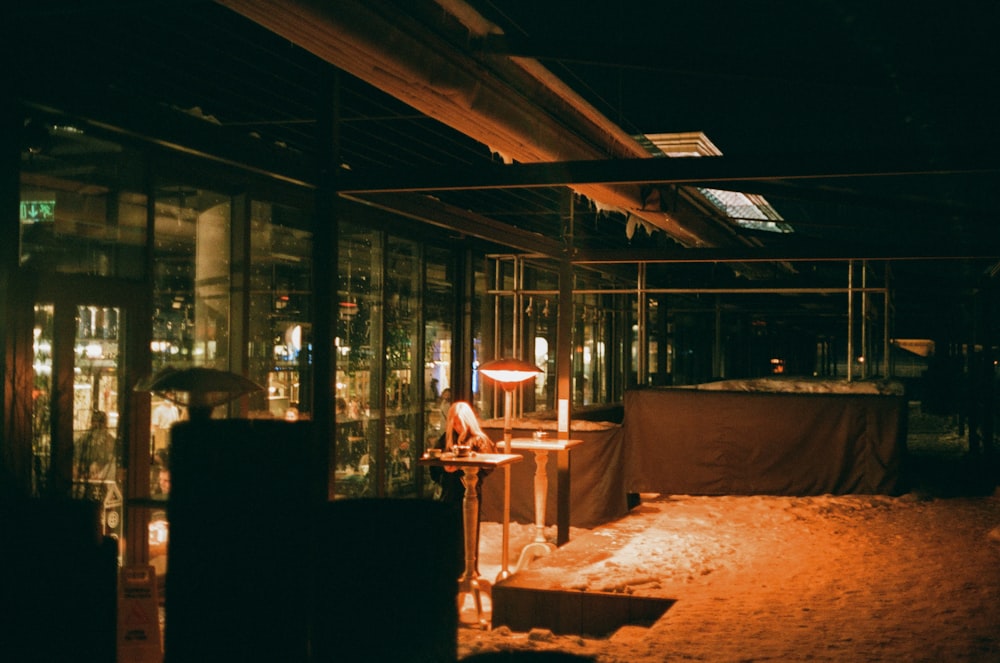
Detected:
[
  {"left": 479, "top": 423, "right": 628, "bottom": 528},
  {"left": 623, "top": 388, "right": 907, "bottom": 496}
]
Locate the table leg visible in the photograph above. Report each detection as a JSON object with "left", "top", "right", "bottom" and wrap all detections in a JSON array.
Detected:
[
  {"left": 515, "top": 449, "right": 556, "bottom": 572},
  {"left": 456, "top": 466, "right": 490, "bottom": 628}
]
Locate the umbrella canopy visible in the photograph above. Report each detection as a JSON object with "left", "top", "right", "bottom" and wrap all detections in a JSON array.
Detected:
[{"left": 135, "top": 367, "right": 263, "bottom": 417}]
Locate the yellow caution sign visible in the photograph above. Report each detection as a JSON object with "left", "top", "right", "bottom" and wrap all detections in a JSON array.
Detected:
[{"left": 118, "top": 565, "right": 162, "bottom": 663}]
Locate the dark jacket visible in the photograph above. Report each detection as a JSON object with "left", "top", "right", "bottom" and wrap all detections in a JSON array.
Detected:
[{"left": 430, "top": 429, "right": 495, "bottom": 502}]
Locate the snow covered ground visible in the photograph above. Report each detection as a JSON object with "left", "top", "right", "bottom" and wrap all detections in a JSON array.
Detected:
[{"left": 460, "top": 405, "right": 1000, "bottom": 662}]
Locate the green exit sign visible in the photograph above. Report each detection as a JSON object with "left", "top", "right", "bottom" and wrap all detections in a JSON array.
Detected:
[{"left": 21, "top": 200, "right": 55, "bottom": 224}]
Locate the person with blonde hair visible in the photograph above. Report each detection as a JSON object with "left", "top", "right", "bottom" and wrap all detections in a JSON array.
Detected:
[
  {"left": 430, "top": 400, "right": 496, "bottom": 569},
  {"left": 440, "top": 401, "right": 491, "bottom": 452}
]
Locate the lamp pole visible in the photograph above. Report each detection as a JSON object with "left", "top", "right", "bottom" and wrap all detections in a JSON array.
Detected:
[
  {"left": 498, "top": 384, "right": 514, "bottom": 581},
  {"left": 478, "top": 358, "right": 540, "bottom": 583}
]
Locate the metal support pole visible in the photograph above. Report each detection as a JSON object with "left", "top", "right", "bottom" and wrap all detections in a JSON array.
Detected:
[
  {"left": 861, "top": 261, "right": 868, "bottom": 378},
  {"left": 847, "top": 261, "right": 854, "bottom": 382},
  {"left": 636, "top": 262, "right": 647, "bottom": 386},
  {"left": 714, "top": 294, "right": 722, "bottom": 378},
  {"left": 556, "top": 259, "right": 573, "bottom": 544},
  {"left": 884, "top": 263, "right": 892, "bottom": 378}
]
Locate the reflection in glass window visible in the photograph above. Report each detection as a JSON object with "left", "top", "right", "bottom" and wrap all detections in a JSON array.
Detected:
[
  {"left": 248, "top": 201, "right": 313, "bottom": 422},
  {"left": 70, "top": 304, "right": 126, "bottom": 558},
  {"left": 19, "top": 118, "right": 147, "bottom": 278},
  {"left": 385, "top": 236, "right": 420, "bottom": 497},
  {"left": 424, "top": 246, "right": 455, "bottom": 448},
  {"left": 31, "top": 305, "right": 53, "bottom": 497},
  {"left": 152, "top": 184, "right": 231, "bottom": 377},
  {"left": 335, "top": 224, "right": 380, "bottom": 498}
]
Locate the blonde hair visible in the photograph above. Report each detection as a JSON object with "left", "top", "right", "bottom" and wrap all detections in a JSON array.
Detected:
[{"left": 443, "top": 401, "right": 491, "bottom": 451}]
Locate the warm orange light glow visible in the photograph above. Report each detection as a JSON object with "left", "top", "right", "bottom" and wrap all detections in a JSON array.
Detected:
[
  {"left": 148, "top": 519, "right": 169, "bottom": 547},
  {"left": 478, "top": 358, "right": 541, "bottom": 389},
  {"left": 892, "top": 338, "right": 935, "bottom": 358},
  {"left": 479, "top": 369, "right": 537, "bottom": 384}
]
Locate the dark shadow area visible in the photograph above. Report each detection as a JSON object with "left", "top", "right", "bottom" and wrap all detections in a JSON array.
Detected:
[
  {"left": 491, "top": 584, "right": 674, "bottom": 638},
  {"left": 902, "top": 452, "right": 997, "bottom": 498},
  {"left": 0, "top": 498, "right": 118, "bottom": 663},
  {"left": 901, "top": 406, "right": 997, "bottom": 498},
  {"left": 165, "top": 420, "right": 462, "bottom": 663},
  {"left": 462, "top": 652, "right": 597, "bottom": 662}
]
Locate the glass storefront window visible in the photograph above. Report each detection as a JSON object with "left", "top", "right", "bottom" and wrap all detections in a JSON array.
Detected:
[
  {"left": 30, "top": 305, "right": 54, "bottom": 497},
  {"left": 20, "top": 118, "right": 147, "bottom": 278},
  {"left": 335, "top": 224, "right": 380, "bottom": 497},
  {"left": 484, "top": 256, "right": 634, "bottom": 414},
  {"left": 573, "top": 291, "right": 602, "bottom": 406},
  {"left": 471, "top": 256, "right": 488, "bottom": 409},
  {"left": 332, "top": 227, "right": 459, "bottom": 498},
  {"left": 482, "top": 255, "right": 560, "bottom": 417},
  {"left": 423, "top": 246, "right": 454, "bottom": 436},
  {"left": 248, "top": 201, "right": 313, "bottom": 421},
  {"left": 152, "top": 184, "right": 231, "bottom": 376},
  {"left": 148, "top": 183, "right": 232, "bottom": 575},
  {"left": 30, "top": 302, "right": 126, "bottom": 557},
  {"left": 610, "top": 292, "right": 633, "bottom": 400},
  {"left": 523, "top": 263, "right": 559, "bottom": 414},
  {"left": 71, "top": 305, "right": 123, "bottom": 497},
  {"left": 384, "top": 237, "right": 420, "bottom": 496}
]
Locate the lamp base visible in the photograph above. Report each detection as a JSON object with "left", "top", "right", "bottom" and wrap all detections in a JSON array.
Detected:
[{"left": 514, "top": 541, "right": 556, "bottom": 573}]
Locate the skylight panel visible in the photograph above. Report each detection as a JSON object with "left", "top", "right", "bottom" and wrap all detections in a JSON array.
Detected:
[
  {"left": 640, "top": 132, "right": 723, "bottom": 158},
  {"left": 636, "top": 131, "right": 793, "bottom": 234},
  {"left": 697, "top": 188, "right": 793, "bottom": 234}
]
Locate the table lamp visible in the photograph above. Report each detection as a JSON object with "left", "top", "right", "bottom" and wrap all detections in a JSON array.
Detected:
[{"left": 478, "top": 357, "right": 541, "bottom": 581}]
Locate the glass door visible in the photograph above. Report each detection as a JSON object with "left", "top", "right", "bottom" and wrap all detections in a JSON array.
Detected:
[{"left": 31, "top": 278, "right": 150, "bottom": 569}]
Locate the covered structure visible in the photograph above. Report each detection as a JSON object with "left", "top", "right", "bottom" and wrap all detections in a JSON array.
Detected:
[{"left": 2, "top": 2, "right": 998, "bottom": 657}]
